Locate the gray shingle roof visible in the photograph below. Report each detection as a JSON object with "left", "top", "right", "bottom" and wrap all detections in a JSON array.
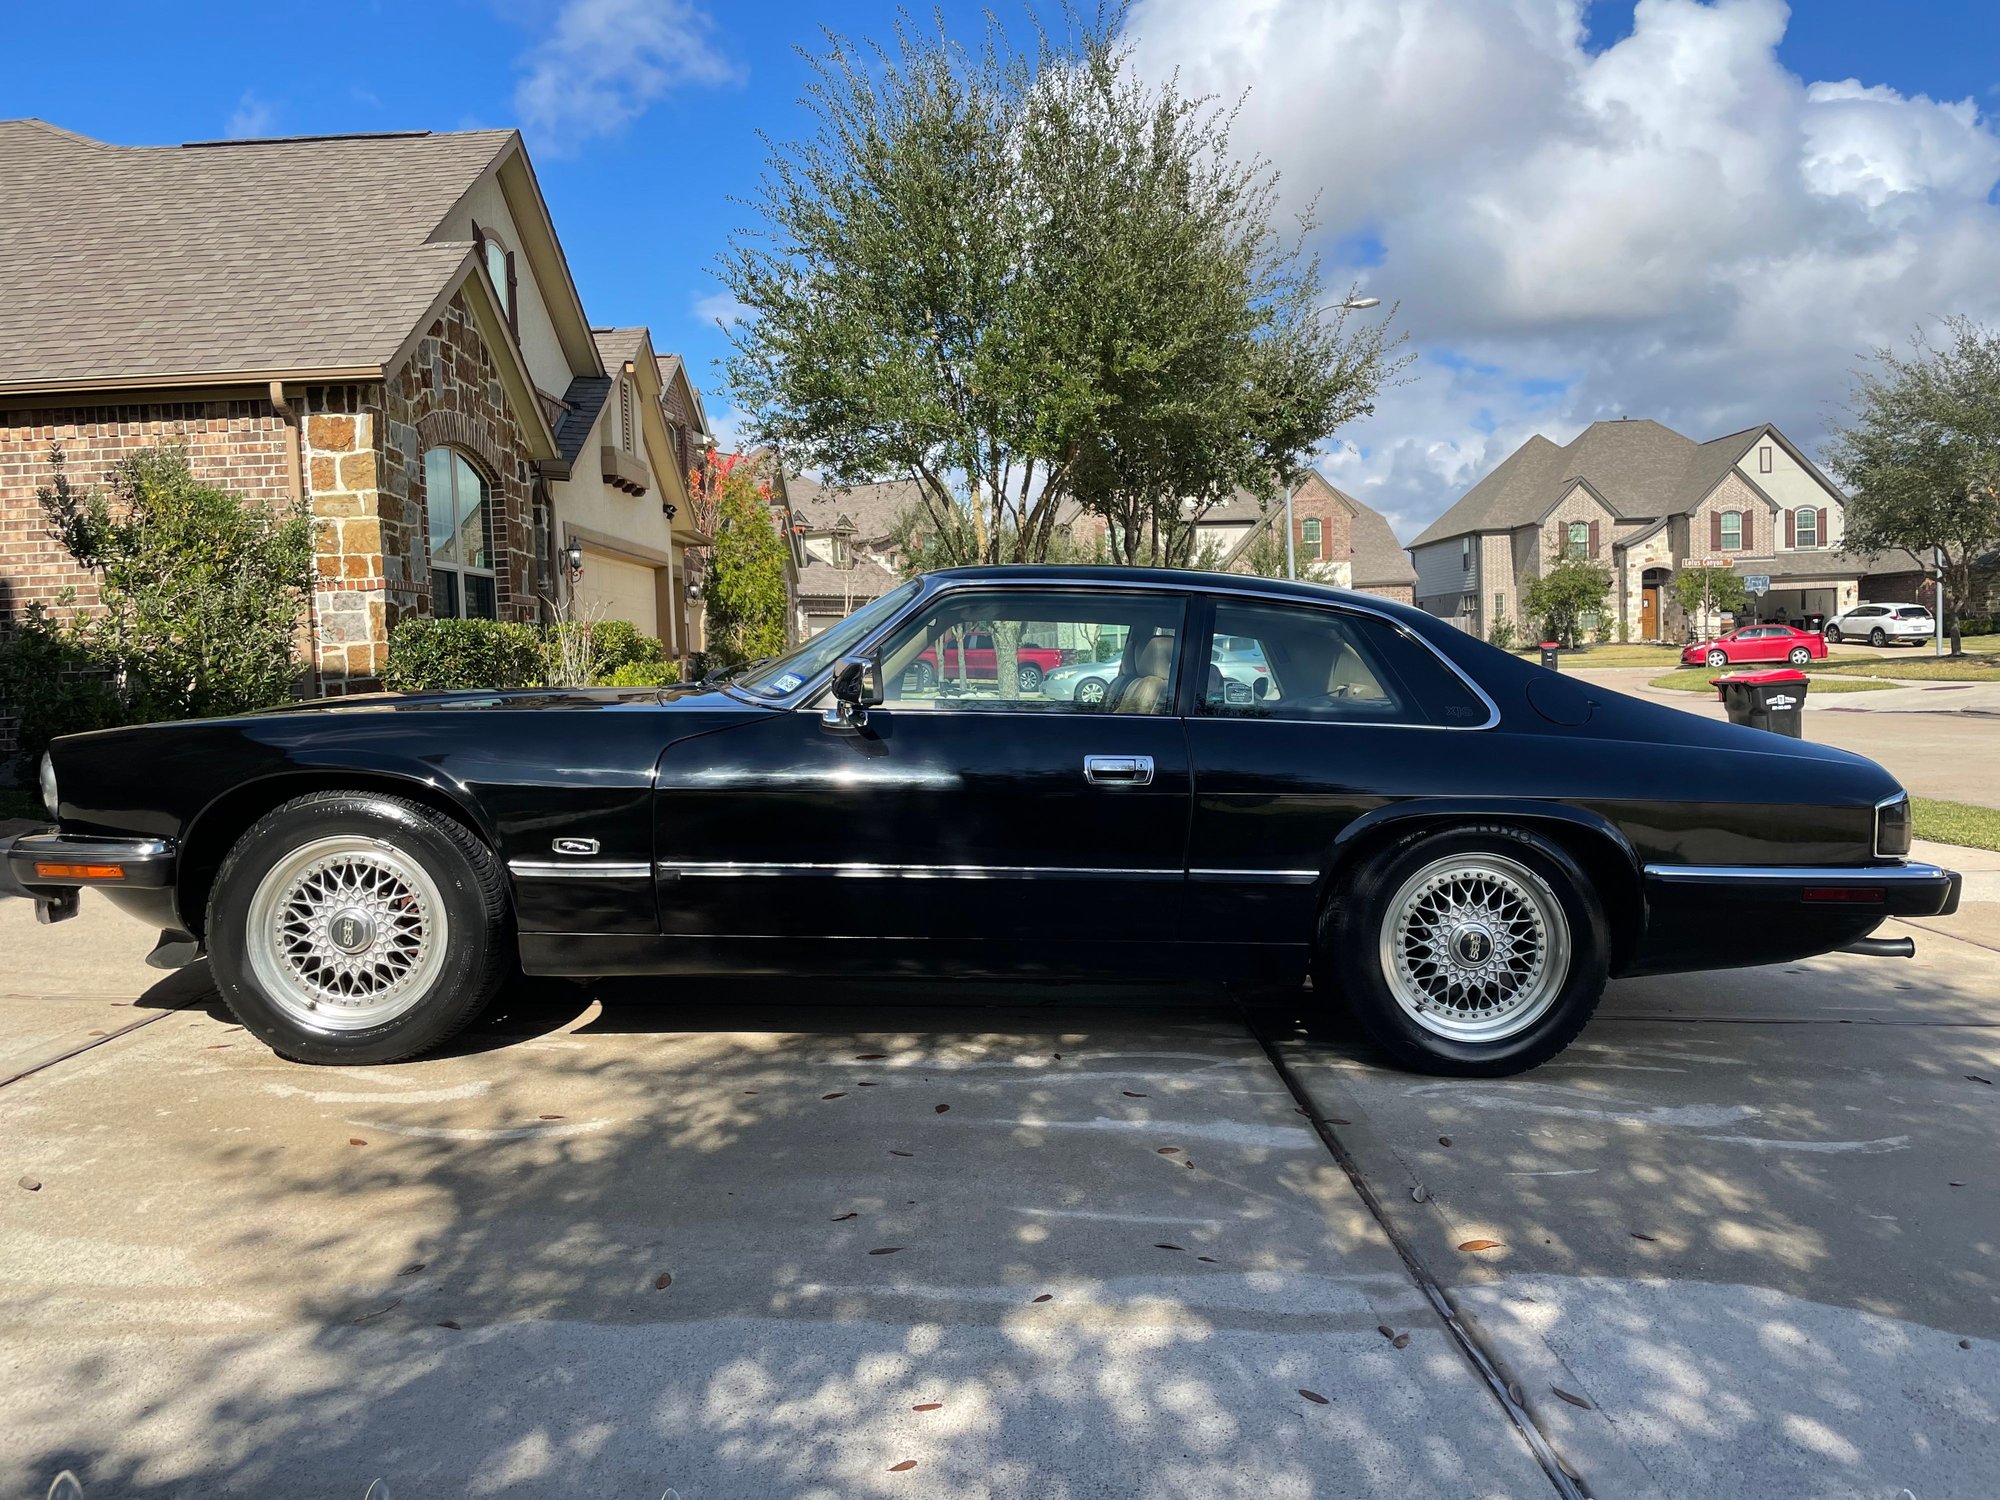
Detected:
[
  {"left": 590, "top": 326, "right": 646, "bottom": 372},
  {"left": 1345, "top": 489, "right": 1417, "bottom": 587},
  {"left": 785, "top": 474, "right": 927, "bottom": 540},
  {"left": 0, "top": 118, "right": 515, "bottom": 391},
  {"left": 1409, "top": 419, "right": 1789, "bottom": 548}
]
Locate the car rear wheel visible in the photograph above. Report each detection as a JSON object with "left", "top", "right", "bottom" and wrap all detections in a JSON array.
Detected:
[
  {"left": 1706, "top": 648, "right": 1729, "bottom": 668},
  {"left": 1318, "top": 827, "right": 1609, "bottom": 1075},
  {"left": 1016, "top": 662, "right": 1044, "bottom": 693},
  {"left": 1824, "top": 625, "right": 1842, "bottom": 643},
  {"left": 1076, "top": 676, "right": 1109, "bottom": 706},
  {"left": 1870, "top": 627, "right": 1888, "bottom": 647},
  {"left": 1788, "top": 646, "right": 1811, "bottom": 666},
  {"left": 907, "top": 661, "right": 937, "bottom": 693},
  {"left": 207, "top": 790, "right": 511, "bottom": 1065}
]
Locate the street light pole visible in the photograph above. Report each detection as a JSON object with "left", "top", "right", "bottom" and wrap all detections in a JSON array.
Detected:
[{"left": 1288, "top": 295, "right": 1384, "bottom": 580}]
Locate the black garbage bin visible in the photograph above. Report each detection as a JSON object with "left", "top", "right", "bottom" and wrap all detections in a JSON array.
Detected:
[
  {"left": 1710, "top": 668, "right": 1810, "bottom": 737},
  {"left": 1539, "top": 641, "right": 1561, "bottom": 670}
]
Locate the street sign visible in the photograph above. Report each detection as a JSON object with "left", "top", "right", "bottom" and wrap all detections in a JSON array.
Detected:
[
  {"left": 1681, "top": 556, "right": 1736, "bottom": 571},
  {"left": 1744, "top": 574, "right": 1770, "bottom": 596}
]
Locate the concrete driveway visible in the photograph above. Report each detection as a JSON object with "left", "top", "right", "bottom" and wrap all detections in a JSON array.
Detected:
[{"left": 3, "top": 882, "right": 1995, "bottom": 1499}]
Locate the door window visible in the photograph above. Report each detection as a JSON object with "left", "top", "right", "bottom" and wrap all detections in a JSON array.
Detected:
[
  {"left": 1195, "top": 601, "right": 1489, "bottom": 727},
  {"left": 876, "top": 590, "right": 1184, "bottom": 713}
]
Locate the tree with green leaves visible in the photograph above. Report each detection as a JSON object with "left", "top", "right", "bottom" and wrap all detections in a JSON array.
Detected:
[
  {"left": 1525, "top": 557, "right": 1612, "bottom": 648},
  {"left": 1674, "top": 565, "right": 1747, "bottom": 639},
  {"left": 719, "top": 5, "right": 1406, "bottom": 571},
  {"left": 703, "top": 460, "right": 791, "bottom": 664},
  {"left": 1826, "top": 315, "right": 2000, "bottom": 654},
  {"left": 0, "top": 444, "right": 314, "bottom": 772}
]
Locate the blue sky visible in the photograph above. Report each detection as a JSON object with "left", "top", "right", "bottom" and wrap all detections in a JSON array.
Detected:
[{"left": 4, "top": 1, "right": 1997, "bottom": 534}]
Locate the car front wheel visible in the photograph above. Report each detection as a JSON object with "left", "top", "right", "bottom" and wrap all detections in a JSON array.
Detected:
[
  {"left": 1076, "top": 676, "right": 1108, "bottom": 706},
  {"left": 1318, "top": 827, "right": 1609, "bottom": 1075},
  {"left": 1707, "top": 648, "right": 1729, "bottom": 668},
  {"left": 1789, "top": 646, "right": 1811, "bottom": 666},
  {"left": 207, "top": 790, "right": 511, "bottom": 1064},
  {"left": 1824, "top": 625, "right": 1842, "bottom": 643},
  {"left": 1016, "top": 662, "right": 1044, "bottom": 693},
  {"left": 1870, "top": 627, "right": 1888, "bottom": 647}
]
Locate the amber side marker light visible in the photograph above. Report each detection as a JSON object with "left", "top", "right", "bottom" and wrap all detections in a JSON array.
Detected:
[
  {"left": 34, "top": 862, "right": 126, "bottom": 881},
  {"left": 1803, "top": 886, "right": 1883, "bottom": 904}
]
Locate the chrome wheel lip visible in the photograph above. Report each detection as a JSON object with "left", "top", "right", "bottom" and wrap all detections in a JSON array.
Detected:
[
  {"left": 244, "top": 835, "right": 449, "bottom": 1032},
  {"left": 1379, "top": 852, "right": 1571, "bottom": 1045}
]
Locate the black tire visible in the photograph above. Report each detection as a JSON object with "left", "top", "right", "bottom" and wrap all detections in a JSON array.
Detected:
[
  {"left": 1870, "top": 627, "right": 1888, "bottom": 647},
  {"left": 206, "top": 790, "right": 511, "bottom": 1065},
  {"left": 907, "top": 661, "right": 937, "bottom": 693},
  {"left": 1824, "top": 625, "right": 1842, "bottom": 644},
  {"left": 1788, "top": 646, "right": 1811, "bottom": 666},
  {"left": 1016, "top": 661, "right": 1045, "bottom": 693},
  {"left": 1317, "top": 826, "right": 1609, "bottom": 1076}
]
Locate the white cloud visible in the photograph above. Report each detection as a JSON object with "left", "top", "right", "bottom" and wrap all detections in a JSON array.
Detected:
[
  {"left": 514, "top": 0, "right": 738, "bottom": 153},
  {"left": 691, "top": 289, "right": 751, "bottom": 326},
  {"left": 225, "top": 92, "right": 278, "bottom": 140},
  {"left": 1124, "top": 0, "right": 2000, "bottom": 538}
]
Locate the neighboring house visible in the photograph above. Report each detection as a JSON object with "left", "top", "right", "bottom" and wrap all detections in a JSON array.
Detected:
[
  {"left": 1194, "top": 470, "right": 1416, "bottom": 602},
  {"left": 1408, "top": 418, "right": 1921, "bottom": 641},
  {"left": 544, "top": 327, "right": 707, "bottom": 654},
  {"left": 0, "top": 117, "right": 615, "bottom": 721},
  {"left": 783, "top": 475, "right": 919, "bottom": 636}
]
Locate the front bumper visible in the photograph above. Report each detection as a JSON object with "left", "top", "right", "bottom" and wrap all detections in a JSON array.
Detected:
[
  {"left": 1644, "top": 860, "right": 1961, "bottom": 916},
  {"left": 0, "top": 831, "right": 179, "bottom": 923}
]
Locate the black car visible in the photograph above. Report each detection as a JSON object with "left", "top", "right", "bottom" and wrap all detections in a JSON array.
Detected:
[{"left": 1, "top": 567, "right": 1959, "bottom": 1075}]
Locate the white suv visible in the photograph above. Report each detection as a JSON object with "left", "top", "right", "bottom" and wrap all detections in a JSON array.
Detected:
[{"left": 1824, "top": 602, "right": 1934, "bottom": 646}]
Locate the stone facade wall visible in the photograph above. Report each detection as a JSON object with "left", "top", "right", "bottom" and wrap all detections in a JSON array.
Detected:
[{"left": 0, "top": 400, "right": 296, "bottom": 754}]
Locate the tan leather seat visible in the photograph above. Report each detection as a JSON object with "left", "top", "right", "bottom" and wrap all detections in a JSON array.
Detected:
[
  {"left": 1109, "top": 634, "right": 1175, "bottom": 714},
  {"left": 1327, "top": 640, "right": 1383, "bottom": 701}
]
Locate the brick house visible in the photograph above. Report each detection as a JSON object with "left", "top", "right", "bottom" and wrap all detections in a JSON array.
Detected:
[
  {"left": 1192, "top": 470, "right": 1417, "bottom": 602},
  {"left": 1408, "top": 418, "right": 1924, "bottom": 641},
  {"left": 0, "top": 118, "right": 701, "bottom": 739}
]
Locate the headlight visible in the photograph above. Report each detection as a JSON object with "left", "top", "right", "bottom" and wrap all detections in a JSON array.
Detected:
[
  {"left": 39, "top": 752, "right": 59, "bottom": 820},
  {"left": 1875, "top": 793, "right": 1911, "bottom": 859}
]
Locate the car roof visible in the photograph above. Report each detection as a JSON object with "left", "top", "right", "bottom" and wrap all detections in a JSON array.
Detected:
[{"left": 924, "top": 563, "right": 1368, "bottom": 605}]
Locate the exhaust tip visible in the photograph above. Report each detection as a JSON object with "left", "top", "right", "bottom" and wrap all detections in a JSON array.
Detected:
[{"left": 1836, "top": 936, "right": 1915, "bottom": 959}]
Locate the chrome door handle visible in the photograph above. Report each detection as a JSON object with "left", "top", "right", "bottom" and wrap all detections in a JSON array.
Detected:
[{"left": 1084, "top": 754, "right": 1154, "bottom": 787}]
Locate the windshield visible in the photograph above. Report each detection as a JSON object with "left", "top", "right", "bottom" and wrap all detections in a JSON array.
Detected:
[{"left": 735, "top": 579, "right": 924, "bottom": 697}]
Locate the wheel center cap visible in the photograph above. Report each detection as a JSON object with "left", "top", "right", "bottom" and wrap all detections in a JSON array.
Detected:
[
  {"left": 1450, "top": 922, "right": 1496, "bottom": 968},
  {"left": 327, "top": 908, "right": 377, "bottom": 955}
]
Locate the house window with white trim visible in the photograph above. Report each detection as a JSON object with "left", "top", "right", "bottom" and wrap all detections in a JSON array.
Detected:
[
  {"left": 1565, "top": 520, "right": 1589, "bottom": 558},
  {"left": 1301, "top": 517, "right": 1322, "bottom": 559},
  {"left": 1720, "top": 510, "right": 1743, "bottom": 551},
  {"left": 425, "top": 447, "right": 498, "bottom": 620},
  {"left": 1795, "top": 506, "right": 1818, "bottom": 548}
]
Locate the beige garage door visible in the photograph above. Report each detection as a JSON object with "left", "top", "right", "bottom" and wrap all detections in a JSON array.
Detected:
[{"left": 577, "top": 548, "right": 660, "bottom": 637}]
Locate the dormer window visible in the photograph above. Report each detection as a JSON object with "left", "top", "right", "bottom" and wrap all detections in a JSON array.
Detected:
[{"left": 1795, "top": 506, "right": 1818, "bottom": 548}]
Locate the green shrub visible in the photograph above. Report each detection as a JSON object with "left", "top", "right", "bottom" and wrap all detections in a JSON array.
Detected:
[
  {"left": 1486, "top": 614, "right": 1518, "bottom": 652},
  {"left": 594, "top": 659, "right": 682, "bottom": 688},
  {"left": 383, "top": 617, "right": 547, "bottom": 692},
  {"left": 0, "top": 606, "right": 127, "bottom": 776}
]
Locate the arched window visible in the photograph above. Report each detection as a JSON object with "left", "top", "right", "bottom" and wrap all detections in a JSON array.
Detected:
[
  {"left": 1795, "top": 506, "right": 1819, "bottom": 547},
  {"left": 424, "top": 447, "right": 498, "bottom": 619},
  {"left": 1566, "top": 520, "right": 1589, "bottom": 557}
]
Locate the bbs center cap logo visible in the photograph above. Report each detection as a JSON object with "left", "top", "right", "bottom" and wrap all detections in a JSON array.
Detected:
[
  {"left": 1451, "top": 923, "right": 1495, "bottom": 967},
  {"left": 327, "top": 908, "right": 376, "bottom": 954}
]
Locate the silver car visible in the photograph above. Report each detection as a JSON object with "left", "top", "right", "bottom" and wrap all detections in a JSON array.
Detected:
[
  {"left": 1040, "top": 641, "right": 1274, "bottom": 706},
  {"left": 1824, "top": 602, "right": 1933, "bottom": 646}
]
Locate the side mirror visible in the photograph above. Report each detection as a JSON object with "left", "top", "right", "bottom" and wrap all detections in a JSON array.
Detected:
[{"left": 824, "top": 655, "right": 884, "bottom": 731}]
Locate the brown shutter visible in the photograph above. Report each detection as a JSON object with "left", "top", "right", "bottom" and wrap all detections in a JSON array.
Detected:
[
  {"left": 1589, "top": 519, "right": 1601, "bottom": 558},
  {"left": 1710, "top": 511, "right": 1722, "bottom": 551},
  {"left": 1785, "top": 509, "right": 1795, "bottom": 548},
  {"left": 505, "top": 251, "right": 519, "bottom": 335},
  {"left": 1818, "top": 506, "right": 1828, "bottom": 545},
  {"left": 1741, "top": 509, "right": 1753, "bottom": 553}
]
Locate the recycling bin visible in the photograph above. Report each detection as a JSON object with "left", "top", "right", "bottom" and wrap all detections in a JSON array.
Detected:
[
  {"left": 1711, "top": 668, "right": 1810, "bottom": 738},
  {"left": 1539, "top": 642, "right": 1560, "bottom": 671}
]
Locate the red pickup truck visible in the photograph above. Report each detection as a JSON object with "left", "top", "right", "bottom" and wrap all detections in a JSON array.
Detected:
[{"left": 910, "top": 631, "right": 1067, "bottom": 693}]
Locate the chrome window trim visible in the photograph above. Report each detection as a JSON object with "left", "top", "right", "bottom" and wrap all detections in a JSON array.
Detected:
[
  {"left": 508, "top": 860, "right": 653, "bottom": 880},
  {"left": 1188, "top": 867, "right": 1318, "bottom": 884},
  {"left": 1874, "top": 792, "right": 1912, "bottom": 860},
  {"left": 660, "top": 860, "right": 1182, "bottom": 881},
  {"left": 774, "top": 574, "right": 1502, "bottom": 732},
  {"left": 1643, "top": 862, "right": 1947, "bottom": 884}
]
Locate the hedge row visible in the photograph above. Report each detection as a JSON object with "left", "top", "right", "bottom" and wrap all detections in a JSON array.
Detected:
[{"left": 382, "top": 617, "right": 681, "bottom": 692}]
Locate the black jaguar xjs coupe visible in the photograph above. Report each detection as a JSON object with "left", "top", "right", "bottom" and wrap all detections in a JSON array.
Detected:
[{"left": 1, "top": 567, "right": 1960, "bottom": 1075}]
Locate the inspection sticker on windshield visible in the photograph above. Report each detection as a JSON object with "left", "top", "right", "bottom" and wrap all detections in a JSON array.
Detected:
[{"left": 772, "top": 673, "right": 804, "bottom": 693}]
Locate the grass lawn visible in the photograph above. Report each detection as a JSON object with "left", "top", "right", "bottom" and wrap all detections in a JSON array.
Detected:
[
  {"left": 1809, "top": 653, "right": 2000, "bottom": 682},
  {"left": 1912, "top": 797, "right": 2000, "bottom": 853},
  {"left": 1516, "top": 646, "right": 1685, "bottom": 669},
  {"left": 1647, "top": 669, "right": 1895, "bottom": 695}
]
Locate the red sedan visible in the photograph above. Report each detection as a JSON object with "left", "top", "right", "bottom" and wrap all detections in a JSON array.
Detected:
[
  {"left": 911, "top": 630, "right": 1067, "bottom": 692},
  {"left": 1681, "top": 624, "right": 1827, "bottom": 670}
]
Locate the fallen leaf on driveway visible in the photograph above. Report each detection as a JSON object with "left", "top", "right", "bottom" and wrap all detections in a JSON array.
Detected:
[
  {"left": 889, "top": 1150, "right": 914, "bottom": 1157},
  {"left": 1412, "top": 1185, "right": 1429, "bottom": 1203},
  {"left": 1551, "top": 1386, "right": 1592, "bottom": 1409},
  {"left": 912, "top": 1403, "right": 943, "bottom": 1412},
  {"left": 203, "top": 1044, "right": 231, "bottom": 1050},
  {"left": 831, "top": 1212, "right": 859, "bottom": 1221},
  {"left": 857, "top": 1081, "right": 878, "bottom": 1087},
  {"left": 1154, "top": 1243, "right": 1184, "bottom": 1252},
  {"left": 1126, "top": 1092, "right": 1149, "bottom": 1098},
  {"left": 1298, "top": 1389, "right": 1329, "bottom": 1404},
  {"left": 17, "top": 1177, "right": 41, "bottom": 1192},
  {"left": 655, "top": 1272, "right": 673, "bottom": 1289},
  {"left": 1630, "top": 1232, "right": 1658, "bottom": 1243},
  {"left": 348, "top": 1138, "right": 367, "bottom": 1147},
  {"left": 350, "top": 1298, "right": 401, "bottom": 1324},
  {"left": 1196, "top": 1256, "right": 1218, "bottom": 1263},
  {"left": 934, "top": 1104, "right": 950, "bottom": 1114},
  {"left": 1968, "top": 1075, "right": 1993, "bottom": 1086},
  {"left": 1438, "top": 1136, "right": 1452, "bottom": 1147},
  {"left": 869, "top": 1247, "right": 902, "bottom": 1255},
  {"left": 888, "top": 1460, "right": 917, "bottom": 1473},
  {"left": 538, "top": 1114, "right": 564, "bottom": 1120},
  {"left": 1457, "top": 1239, "right": 1503, "bottom": 1252},
  {"left": 1949, "top": 1181, "right": 1966, "bottom": 1188},
  {"left": 822, "top": 1092, "right": 847, "bottom": 1100},
  {"left": 1156, "top": 1146, "right": 1181, "bottom": 1155},
  {"left": 855, "top": 1053, "right": 886, "bottom": 1060},
  {"left": 1377, "top": 1324, "right": 1395, "bottom": 1339},
  {"left": 1032, "top": 1293, "right": 1053, "bottom": 1302},
  {"left": 1392, "top": 1334, "right": 1410, "bottom": 1348},
  {"left": 396, "top": 1262, "right": 426, "bottom": 1277},
  {"left": 436, "top": 1320, "right": 462, "bottom": 1330}
]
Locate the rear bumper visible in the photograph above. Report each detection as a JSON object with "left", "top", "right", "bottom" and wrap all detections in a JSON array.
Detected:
[
  {"left": 1628, "top": 860, "right": 1962, "bottom": 975},
  {"left": 1, "top": 832, "right": 179, "bottom": 922}
]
